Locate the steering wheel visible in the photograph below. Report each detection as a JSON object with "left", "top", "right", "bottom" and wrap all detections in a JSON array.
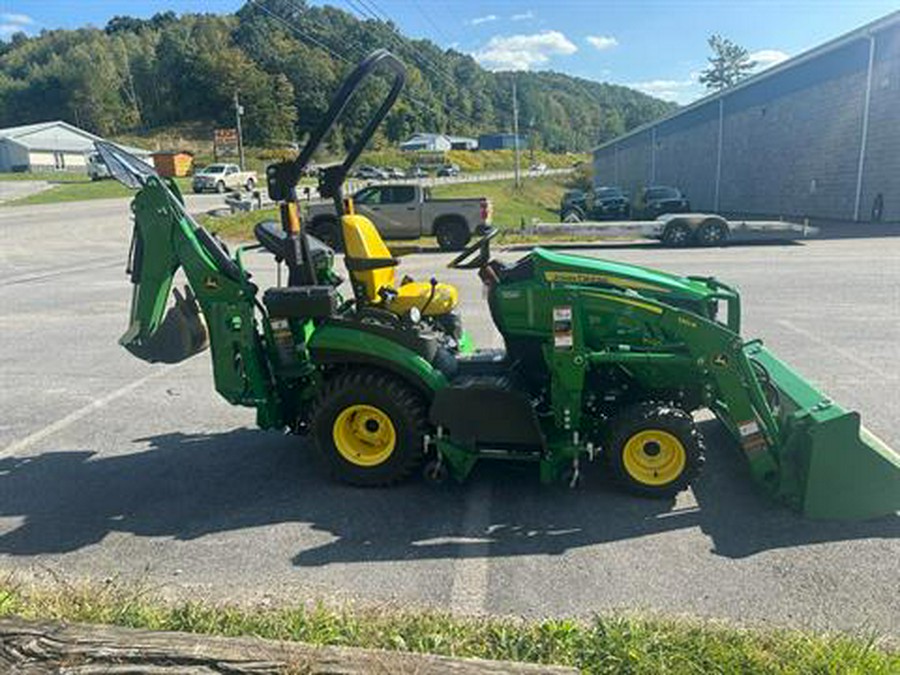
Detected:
[{"left": 448, "top": 227, "right": 499, "bottom": 269}]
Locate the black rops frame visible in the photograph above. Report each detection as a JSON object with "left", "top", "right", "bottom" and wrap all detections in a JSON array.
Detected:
[{"left": 265, "top": 49, "right": 406, "bottom": 286}]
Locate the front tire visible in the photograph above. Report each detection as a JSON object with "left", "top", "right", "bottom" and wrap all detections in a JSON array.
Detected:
[
  {"left": 216, "top": 181, "right": 226, "bottom": 194},
  {"left": 312, "top": 369, "right": 427, "bottom": 486},
  {"left": 606, "top": 403, "right": 704, "bottom": 498}
]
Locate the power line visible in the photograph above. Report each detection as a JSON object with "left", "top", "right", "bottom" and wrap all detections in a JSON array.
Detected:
[
  {"left": 248, "top": 0, "right": 352, "bottom": 65},
  {"left": 344, "top": 0, "right": 462, "bottom": 97},
  {"left": 410, "top": 0, "right": 454, "bottom": 47},
  {"left": 269, "top": 0, "right": 484, "bottom": 131},
  {"left": 250, "top": 0, "right": 489, "bottom": 138}
]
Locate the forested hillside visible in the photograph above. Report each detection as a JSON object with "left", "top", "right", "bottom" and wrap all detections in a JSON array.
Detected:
[{"left": 0, "top": 0, "right": 676, "bottom": 152}]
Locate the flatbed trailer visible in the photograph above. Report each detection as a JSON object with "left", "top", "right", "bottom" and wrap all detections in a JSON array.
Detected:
[{"left": 529, "top": 213, "right": 818, "bottom": 247}]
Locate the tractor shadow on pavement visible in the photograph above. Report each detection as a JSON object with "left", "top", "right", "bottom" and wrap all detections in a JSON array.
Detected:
[{"left": 0, "top": 421, "right": 897, "bottom": 564}]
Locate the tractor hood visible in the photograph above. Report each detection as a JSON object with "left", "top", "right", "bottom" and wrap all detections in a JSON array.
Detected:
[{"left": 531, "top": 247, "right": 727, "bottom": 302}]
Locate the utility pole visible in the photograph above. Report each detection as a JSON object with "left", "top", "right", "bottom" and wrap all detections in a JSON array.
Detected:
[
  {"left": 512, "top": 76, "right": 521, "bottom": 188},
  {"left": 234, "top": 91, "right": 246, "bottom": 170}
]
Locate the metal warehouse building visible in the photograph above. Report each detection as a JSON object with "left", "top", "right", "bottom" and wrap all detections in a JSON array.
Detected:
[{"left": 593, "top": 11, "right": 900, "bottom": 223}]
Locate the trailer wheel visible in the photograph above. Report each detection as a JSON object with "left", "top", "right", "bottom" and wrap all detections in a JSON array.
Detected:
[
  {"left": 695, "top": 218, "right": 729, "bottom": 246},
  {"left": 606, "top": 403, "right": 705, "bottom": 498},
  {"left": 312, "top": 369, "right": 427, "bottom": 486},
  {"left": 661, "top": 221, "right": 692, "bottom": 247}
]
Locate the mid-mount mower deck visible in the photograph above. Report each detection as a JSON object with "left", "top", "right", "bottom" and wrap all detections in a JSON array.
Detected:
[{"left": 100, "top": 50, "right": 900, "bottom": 521}]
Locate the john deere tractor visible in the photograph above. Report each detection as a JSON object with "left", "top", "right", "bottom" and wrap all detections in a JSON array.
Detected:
[{"left": 102, "top": 50, "right": 900, "bottom": 520}]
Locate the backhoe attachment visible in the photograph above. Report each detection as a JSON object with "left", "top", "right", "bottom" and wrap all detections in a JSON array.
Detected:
[{"left": 120, "top": 285, "right": 209, "bottom": 364}]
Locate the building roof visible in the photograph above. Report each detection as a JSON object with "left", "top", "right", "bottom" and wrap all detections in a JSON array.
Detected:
[
  {"left": 0, "top": 120, "right": 150, "bottom": 156},
  {"left": 593, "top": 9, "right": 900, "bottom": 152}
]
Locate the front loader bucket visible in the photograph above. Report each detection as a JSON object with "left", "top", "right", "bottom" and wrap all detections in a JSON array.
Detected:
[{"left": 746, "top": 343, "right": 900, "bottom": 520}]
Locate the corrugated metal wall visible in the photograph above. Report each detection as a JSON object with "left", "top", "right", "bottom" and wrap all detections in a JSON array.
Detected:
[{"left": 593, "top": 19, "right": 900, "bottom": 222}]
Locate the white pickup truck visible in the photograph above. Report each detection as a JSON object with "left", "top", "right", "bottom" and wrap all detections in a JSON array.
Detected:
[
  {"left": 191, "top": 163, "right": 258, "bottom": 194},
  {"left": 306, "top": 183, "right": 492, "bottom": 251}
]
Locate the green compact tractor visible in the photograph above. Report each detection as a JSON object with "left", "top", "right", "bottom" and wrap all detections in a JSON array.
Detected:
[{"left": 102, "top": 50, "right": 900, "bottom": 520}]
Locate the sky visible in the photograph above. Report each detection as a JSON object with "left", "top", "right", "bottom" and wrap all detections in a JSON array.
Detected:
[{"left": 3, "top": 1, "right": 899, "bottom": 104}]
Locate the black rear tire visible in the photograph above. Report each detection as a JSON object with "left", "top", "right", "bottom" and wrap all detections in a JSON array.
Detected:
[
  {"left": 435, "top": 219, "right": 471, "bottom": 251},
  {"left": 606, "top": 402, "right": 705, "bottom": 498},
  {"left": 312, "top": 369, "right": 427, "bottom": 486}
]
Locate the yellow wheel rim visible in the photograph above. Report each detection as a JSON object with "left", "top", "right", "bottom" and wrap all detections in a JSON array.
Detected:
[
  {"left": 333, "top": 404, "right": 397, "bottom": 467},
  {"left": 622, "top": 429, "right": 686, "bottom": 486}
]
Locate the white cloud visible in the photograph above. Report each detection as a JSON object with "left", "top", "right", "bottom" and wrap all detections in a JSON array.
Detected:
[
  {"left": 473, "top": 30, "right": 578, "bottom": 71},
  {"left": 749, "top": 49, "right": 790, "bottom": 70},
  {"left": 0, "top": 13, "right": 33, "bottom": 25},
  {"left": 0, "top": 12, "right": 32, "bottom": 34},
  {"left": 511, "top": 10, "right": 535, "bottom": 21},
  {"left": 586, "top": 35, "right": 618, "bottom": 51},
  {"left": 470, "top": 15, "right": 497, "bottom": 26},
  {"left": 628, "top": 77, "right": 701, "bottom": 104}
]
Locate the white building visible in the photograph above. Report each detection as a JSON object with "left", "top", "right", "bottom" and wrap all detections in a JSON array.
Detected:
[
  {"left": 400, "top": 132, "right": 452, "bottom": 152},
  {"left": 399, "top": 133, "right": 479, "bottom": 152},
  {"left": 0, "top": 120, "right": 150, "bottom": 173}
]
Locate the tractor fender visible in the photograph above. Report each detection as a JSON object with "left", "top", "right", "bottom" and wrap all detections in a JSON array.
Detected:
[{"left": 308, "top": 323, "right": 449, "bottom": 399}]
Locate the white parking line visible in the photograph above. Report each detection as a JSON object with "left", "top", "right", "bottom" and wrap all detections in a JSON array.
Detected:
[
  {"left": 0, "top": 364, "right": 181, "bottom": 459},
  {"left": 448, "top": 479, "right": 493, "bottom": 615},
  {"left": 777, "top": 319, "right": 897, "bottom": 380}
]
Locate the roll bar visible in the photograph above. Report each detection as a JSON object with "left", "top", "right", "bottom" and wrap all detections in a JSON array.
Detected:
[{"left": 266, "top": 49, "right": 406, "bottom": 208}]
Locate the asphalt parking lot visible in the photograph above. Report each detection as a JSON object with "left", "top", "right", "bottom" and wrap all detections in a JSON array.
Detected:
[{"left": 0, "top": 198, "right": 897, "bottom": 635}]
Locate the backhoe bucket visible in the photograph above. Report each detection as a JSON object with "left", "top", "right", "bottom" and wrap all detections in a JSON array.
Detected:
[
  {"left": 747, "top": 343, "right": 900, "bottom": 520},
  {"left": 121, "top": 286, "right": 209, "bottom": 364}
]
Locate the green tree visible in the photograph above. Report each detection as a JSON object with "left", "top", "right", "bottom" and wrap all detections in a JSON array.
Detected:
[{"left": 699, "top": 34, "right": 756, "bottom": 91}]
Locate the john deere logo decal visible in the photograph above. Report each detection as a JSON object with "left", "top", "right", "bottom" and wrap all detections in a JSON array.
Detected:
[{"left": 203, "top": 276, "right": 219, "bottom": 291}]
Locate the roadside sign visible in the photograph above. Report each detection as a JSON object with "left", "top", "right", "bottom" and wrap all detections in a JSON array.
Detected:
[{"left": 214, "top": 128, "right": 239, "bottom": 159}]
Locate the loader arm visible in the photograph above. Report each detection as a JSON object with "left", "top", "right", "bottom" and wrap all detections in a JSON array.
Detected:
[{"left": 562, "top": 287, "right": 900, "bottom": 520}]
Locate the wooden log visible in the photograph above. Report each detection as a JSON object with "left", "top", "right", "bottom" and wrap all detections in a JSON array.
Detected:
[{"left": 0, "top": 617, "right": 578, "bottom": 674}]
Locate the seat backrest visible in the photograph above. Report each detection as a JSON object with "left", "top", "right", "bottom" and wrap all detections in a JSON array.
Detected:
[{"left": 341, "top": 214, "right": 395, "bottom": 302}]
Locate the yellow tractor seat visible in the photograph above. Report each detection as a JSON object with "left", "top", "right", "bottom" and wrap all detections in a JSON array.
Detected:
[{"left": 341, "top": 214, "right": 459, "bottom": 317}]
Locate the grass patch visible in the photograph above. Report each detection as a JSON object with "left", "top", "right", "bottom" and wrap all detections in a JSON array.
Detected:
[
  {"left": 2, "top": 177, "right": 194, "bottom": 206},
  {"left": 431, "top": 175, "right": 566, "bottom": 228},
  {"left": 0, "top": 171, "right": 86, "bottom": 183},
  {"left": 198, "top": 206, "right": 279, "bottom": 240},
  {"left": 0, "top": 580, "right": 895, "bottom": 674}
]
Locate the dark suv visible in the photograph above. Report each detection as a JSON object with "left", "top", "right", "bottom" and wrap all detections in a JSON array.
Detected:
[
  {"left": 635, "top": 186, "right": 690, "bottom": 219},
  {"left": 560, "top": 186, "right": 630, "bottom": 222}
]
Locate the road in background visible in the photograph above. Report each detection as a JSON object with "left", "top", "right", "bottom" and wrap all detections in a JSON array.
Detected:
[{"left": 1, "top": 199, "right": 897, "bottom": 635}]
